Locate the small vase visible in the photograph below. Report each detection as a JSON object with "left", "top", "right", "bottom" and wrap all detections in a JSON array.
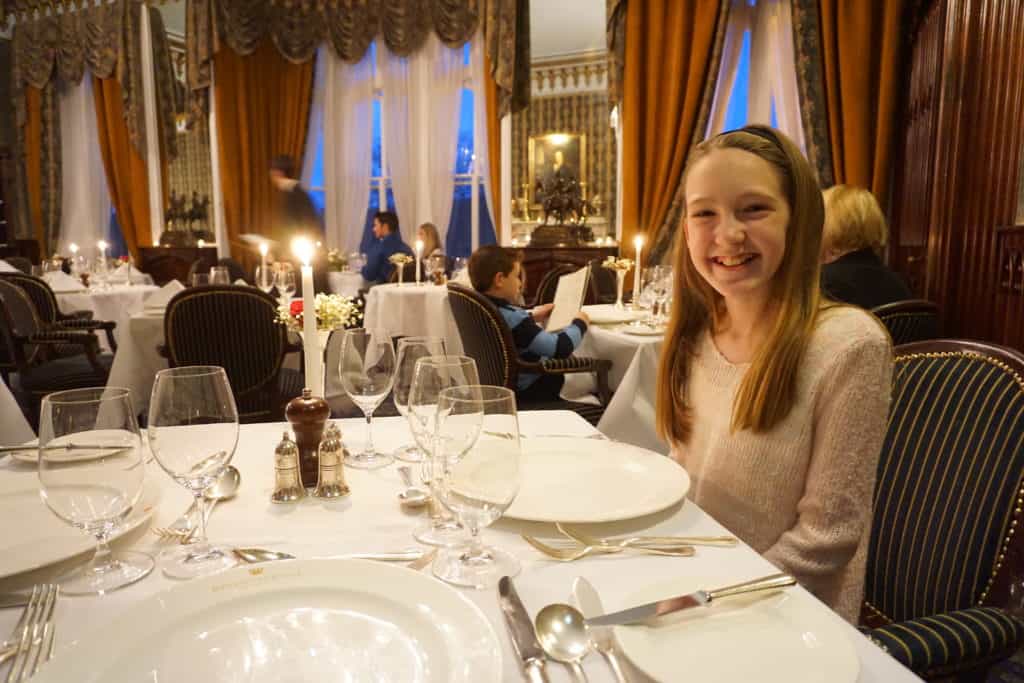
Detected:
[
  {"left": 615, "top": 270, "right": 627, "bottom": 310},
  {"left": 298, "top": 329, "right": 332, "bottom": 397},
  {"left": 397, "top": 265, "right": 405, "bottom": 286}
]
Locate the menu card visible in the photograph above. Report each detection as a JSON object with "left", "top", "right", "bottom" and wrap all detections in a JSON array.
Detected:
[{"left": 545, "top": 266, "right": 590, "bottom": 331}]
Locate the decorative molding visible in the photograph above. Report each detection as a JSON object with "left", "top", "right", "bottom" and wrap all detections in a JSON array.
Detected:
[{"left": 531, "top": 50, "right": 608, "bottom": 97}]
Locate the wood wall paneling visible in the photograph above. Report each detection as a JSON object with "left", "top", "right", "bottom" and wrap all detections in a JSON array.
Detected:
[{"left": 890, "top": 0, "right": 1024, "bottom": 349}]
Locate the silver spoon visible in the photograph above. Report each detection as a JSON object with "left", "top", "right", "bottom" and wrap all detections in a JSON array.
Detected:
[
  {"left": 535, "top": 603, "right": 592, "bottom": 682},
  {"left": 397, "top": 466, "right": 430, "bottom": 508}
]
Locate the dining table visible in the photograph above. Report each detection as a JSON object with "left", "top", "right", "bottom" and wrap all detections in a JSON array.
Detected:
[
  {"left": 55, "top": 283, "right": 160, "bottom": 351},
  {"left": 0, "top": 379, "right": 33, "bottom": 445},
  {"left": 0, "top": 410, "right": 920, "bottom": 682},
  {"left": 363, "top": 282, "right": 464, "bottom": 353}
]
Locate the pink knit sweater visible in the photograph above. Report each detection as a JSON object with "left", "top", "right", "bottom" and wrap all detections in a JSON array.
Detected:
[{"left": 671, "top": 306, "right": 892, "bottom": 622}]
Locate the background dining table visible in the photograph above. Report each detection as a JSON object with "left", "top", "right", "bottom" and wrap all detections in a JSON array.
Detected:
[
  {"left": 363, "top": 282, "right": 464, "bottom": 353},
  {"left": 55, "top": 283, "right": 160, "bottom": 351},
  {"left": 0, "top": 380, "right": 33, "bottom": 445},
  {"left": 0, "top": 411, "right": 920, "bottom": 682}
]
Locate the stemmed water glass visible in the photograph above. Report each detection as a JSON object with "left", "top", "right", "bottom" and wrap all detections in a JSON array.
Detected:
[
  {"left": 392, "top": 336, "right": 446, "bottom": 462},
  {"left": 431, "top": 385, "right": 521, "bottom": 588},
  {"left": 147, "top": 366, "right": 239, "bottom": 579},
  {"left": 37, "top": 387, "right": 153, "bottom": 595},
  {"left": 339, "top": 328, "right": 396, "bottom": 469},
  {"left": 275, "top": 267, "right": 297, "bottom": 306},
  {"left": 650, "top": 265, "right": 672, "bottom": 324},
  {"left": 406, "top": 355, "right": 480, "bottom": 547},
  {"left": 255, "top": 265, "right": 275, "bottom": 295}
]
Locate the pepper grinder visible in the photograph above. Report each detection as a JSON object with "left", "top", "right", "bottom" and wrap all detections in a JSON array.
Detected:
[
  {"left": 285, "top": 388, "right": 330, "bottom": 488},
  {"left": 312, "top": 422, "right": 350, "bottom": 499},
  {"left": 270, "top": 431, "right": 305, "bottom": 503}
]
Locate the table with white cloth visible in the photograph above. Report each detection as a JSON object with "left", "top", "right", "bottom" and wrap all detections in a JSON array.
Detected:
[
  {"left": 55, "top": 284, "right": 159, "bottom": 351},
  {"left": 561, "top": 324, "right": 662, "bottom": 402},
  {"left": 594, "top": 337, "right": 669, "bottom": 455},
  {"left": 327, "top": 270, "right": 365, "bottom": 298},
  {"left": 363, "top": 282, "right": 464, "bottom": 353},
  {"left": 0, "top": 380, "right": 33, "bottom": 445},
  {"left": 0, "top": 411, "right": 920, "bottom": 682}
]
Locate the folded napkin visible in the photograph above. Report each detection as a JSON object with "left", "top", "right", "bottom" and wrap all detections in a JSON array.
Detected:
[
  {"left": 233, "top": 278, "right": 250, "bottom": 286},
  {"left": 42, "top": 270, "right": 86, "bottom": 292},
  {"left": 0, "top": 259, "right": 18, "bottom": 273},
  {"left": 143, "top": 279, "right": 184, "bottom": 310}
]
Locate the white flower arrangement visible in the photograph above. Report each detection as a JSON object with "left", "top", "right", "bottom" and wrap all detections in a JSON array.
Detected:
[
  {"left": 276, "top": 293, "right": 362, "bottom": 333},
  {"left": 602, "top": 256, "right": 635, "bottom": 272},
  {"left": 388, "top": 253, "right": 414, "bottom": 266}
]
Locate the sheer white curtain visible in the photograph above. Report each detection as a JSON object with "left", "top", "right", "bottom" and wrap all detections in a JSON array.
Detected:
[
  {"left": 58, "top": 71, "right": 112, "bottom": 256},
  {"left": 380, "top": 34, "right": 464, "bottom": 244},
  {"left": 468, "top": 32, "right": 497, "bottom": 229},
  {"left": 322, "top": 47, "right": 375, "bottom": 253},
  {"left": 705, "top": 0, "right": 805, "bottom": 150},
  {"left": 301, "top": 49, "right": 326, "bottom": 190}
]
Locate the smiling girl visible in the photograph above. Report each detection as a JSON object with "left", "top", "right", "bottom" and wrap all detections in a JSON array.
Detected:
[{"left": 656, "top": 126, "right": 892, "bottom": 622}]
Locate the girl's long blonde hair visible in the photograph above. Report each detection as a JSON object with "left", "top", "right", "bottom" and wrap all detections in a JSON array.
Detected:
[
  {"left": 418, "top": 222, "right": 442, "bottom": 256},
  {"left": 655, "top": 125, "right": 827, "bottom": 446}
]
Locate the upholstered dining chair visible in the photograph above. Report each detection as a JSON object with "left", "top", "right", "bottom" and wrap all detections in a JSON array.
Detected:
[
  {"left": 870, "top": 299, "right": 941, "bottom": 346},
  {"left": 0, "top": 280, "right": 113, "bottom": 429},
  {"left": 0, "top": 272, "right": 117, "bottom": 351},
  {"left": 587, "top": 258, "right": 618, "bottom": 305},
  {"left": 160, "top": 285, "right": 303, "bottom": 423},
  {"left": 532, "top": 263, "right": 578, "bottom": 307},
  {"left": 446, "top": 283, "right": 611, "bottom": 423},
  {"left": 862, "top": 339, "right": 1024, "bottom": 679}
]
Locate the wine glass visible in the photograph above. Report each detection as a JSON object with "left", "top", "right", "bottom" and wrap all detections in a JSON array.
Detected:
[
  {"left": 210, "top": 266, "right": 231, "bottom": 285},
  {"left": 391, "top": 336, "right": 446, "bottom": 463},
  {"left": 255, "top": 265, "right": 275, "bottom": 294},
  {"left": 38, "top": 387, "right": 153, "bottom": 595},
  {"left": 190, "top": 272, "right": 210, "bottom": 287},
  {"left": 147, "top": 366, "right": 239, "bottom": 579},
  {"left": 339, "top": 328, "right": 396, "bottom": 469},
  {"left": 275, "top": 267, "right": 297, "bottom": 305},
  {"left": 406, "top": 355, "right": 479, "bottom": 546},
  {"left": 431, "top": 385, "right": 521, "bottom": 588}
]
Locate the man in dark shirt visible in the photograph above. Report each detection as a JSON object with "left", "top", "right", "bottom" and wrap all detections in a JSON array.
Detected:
[
  {"left": 361, "top": 211, "right": 413, "bottom": 285},
  {"left": 270, "top": 155, "right": 326, "bottom": 294}
]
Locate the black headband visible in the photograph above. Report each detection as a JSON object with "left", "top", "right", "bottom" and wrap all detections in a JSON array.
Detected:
[{"left": 716, "top": 126, "right": 783, "bottom": 151}]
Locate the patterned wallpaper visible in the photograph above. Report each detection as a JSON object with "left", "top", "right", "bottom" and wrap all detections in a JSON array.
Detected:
[
  {"left": 511, "top": 91, "right": 616, "bottom": 232},
  {"left": 166, "top": 113, "right": 213, "bottom": 207}
]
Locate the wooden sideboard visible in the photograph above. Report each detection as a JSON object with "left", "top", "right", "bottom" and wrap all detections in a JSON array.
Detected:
[
  {"left": 519, "top": 245, "right": 618, "bottom": 303},
  {"left": 138, "top": 246, "right": 219, "bottom": 286}
]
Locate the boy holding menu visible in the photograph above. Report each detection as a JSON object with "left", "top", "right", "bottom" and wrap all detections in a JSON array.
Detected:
[{"left": 469, "top": 246, "right": 590, "bottom": 401}]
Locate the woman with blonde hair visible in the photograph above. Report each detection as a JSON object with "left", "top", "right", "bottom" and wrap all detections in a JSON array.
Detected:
[
  {"left": 416, "top": 222, "right": 444, "bottom": 258},
  {"left": 657, "top": 125, "right": 892, "bottom": 622},
  {"left": 820, "top": 184, "right": 912, "bottom": 309}
]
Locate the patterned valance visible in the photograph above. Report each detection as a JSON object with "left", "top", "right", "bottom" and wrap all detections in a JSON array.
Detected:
[{"left": 184, "top": 0, "right": 529, "bottom": 117}]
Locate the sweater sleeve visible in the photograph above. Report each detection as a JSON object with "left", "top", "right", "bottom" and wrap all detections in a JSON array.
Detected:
[
  {"left": 762, "top": 333, "right": 892, "bottom": 600},
  {"left": 509, "top": 312, "right": 587, "bottom": 360}
]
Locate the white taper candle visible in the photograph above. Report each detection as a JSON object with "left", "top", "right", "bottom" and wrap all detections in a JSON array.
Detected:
[{"left": 292, "top": 238, "right": 322, "bottom": 396}]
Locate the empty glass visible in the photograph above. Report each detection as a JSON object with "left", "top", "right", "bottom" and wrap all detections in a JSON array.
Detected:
[
  {"left": 431, "top": 385, "right": 521, "bottom": 588},
  {"left": 209, "top": 266, "right": 231, "bottom": 285},
  {"left": 38, "top": 387, "right": 153, "bottom": 595},
  {"left": 391, "top": 336, "right": 446, "bottom": 463},
  {"left": 275, "top": 267, "right": 297, "bottom": 305},
  {"left": 255, "top": 265, "right": 275, "bottom": 294},
  {"left": 339, "top": 328, "right": 396, "bottom": 469},
  {"left": 148, "top": 366, "right": 239, "bottom": 579},
  {"left": 407, "top": 355, "right": 479, "bottom": 546},
  {"left": 189, "top": 272, "right": 210, "bottom": 287}
]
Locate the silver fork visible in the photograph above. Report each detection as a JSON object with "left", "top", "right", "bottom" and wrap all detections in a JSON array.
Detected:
[
  {"left": 5, "top": 584, "right": 58, "bottom": 682},
  {"left": 522, "top": 535, "right": 695, "bottom": 561},
  {"left": 554, "top": 523, "right": 737, "bottom": 549}
]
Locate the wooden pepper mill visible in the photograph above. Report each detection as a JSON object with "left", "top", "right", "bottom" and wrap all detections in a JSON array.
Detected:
[{"left": 285, "top": 388, "right": 330, "bottom": 488}]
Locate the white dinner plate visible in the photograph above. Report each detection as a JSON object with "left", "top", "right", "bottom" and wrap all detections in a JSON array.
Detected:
[
  {"left": 503, "top": 437, "right": 689, "bottom": 523},
  {"left": 582, "top": 304, "right": 646, "bottom": 325},
  {"left": 32, "top": 559, "right": 503, "bottom": 683},
  {"left": 6, "top": 431, "right": 134, "bottom": 464},
  {"left": 617, "top": 322, "right": 666, "bottom": 336},
  {"left": 0, "top": 475, "right": 160, "bottom": 579},
  {"left": 615, "top": 575, "right": 859, "bottom": 683}
]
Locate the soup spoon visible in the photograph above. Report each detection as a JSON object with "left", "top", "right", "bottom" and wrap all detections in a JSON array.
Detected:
[{"left": 534, "top": 602, "right": 592, "bottom": 681}]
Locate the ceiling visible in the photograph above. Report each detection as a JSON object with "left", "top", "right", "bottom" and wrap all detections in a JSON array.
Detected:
[{"left": 530, "top": 0, "right": 606, "bottom": 61}]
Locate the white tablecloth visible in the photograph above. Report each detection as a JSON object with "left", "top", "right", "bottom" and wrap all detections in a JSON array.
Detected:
[
  {"left": 562, "top": 325, "right": 662, "bottom": 401},
  {"left": 0, "top": 379, "right": 33, "bottom": 444},
  {"left": 596, "top": 338, "right": 669, "bottom": 454},
  {"left": 0, "top": 411, "right": 920, "bottom": 682},
  {"left": 56, "top": 284, "right": 160, "bottom": 351},
  {"left": 363, "top": 282, "right": 464, "bottom": 353},
  {"left": 327, "top": 271, "right": 365, "bottom": 298}
]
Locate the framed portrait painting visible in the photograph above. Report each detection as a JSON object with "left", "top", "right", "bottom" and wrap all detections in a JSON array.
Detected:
[{"left": 528, "top": 132, "right": 587, "bottom": 207}]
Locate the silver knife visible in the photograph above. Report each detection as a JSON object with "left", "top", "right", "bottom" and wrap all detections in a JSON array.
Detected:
[
  {"left": 498, "top": 576, "right": 550, "bottom": 683},
  {"left": 0, "top": 592, "right": 30, "bottom": 609},
  {"left": 586, "top": 573, "right": 796, "bottom": 627}
]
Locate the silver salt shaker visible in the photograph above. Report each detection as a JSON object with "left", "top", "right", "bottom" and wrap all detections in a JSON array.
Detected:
[
  {"left": 270, "top": 431, "right": 305, "bottom": 503},
  {"left": 312, "top": 422, "right": 350, "bottom": 499}
]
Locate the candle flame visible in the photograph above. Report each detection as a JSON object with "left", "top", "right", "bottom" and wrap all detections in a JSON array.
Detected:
[
  {"left": 97, "top": 240, "right": 108, "bottom": 250},
  {"left": 69, "top": 243, "right": 79, "bottom": 254},
  {"left": 634, "top": 234, "right": 645, "bottom": 249},
  {"left": 259, "top": 242, "right": 269, "bottom": 257},
  {"left": 291, "top": 237, "right": 314, "bottom": 266},
  {"left": 198, "top": 239, "right": 205, "bottom": 248},
  {"left": 415, "top": 240, "right": 424, "bottom": 254}
]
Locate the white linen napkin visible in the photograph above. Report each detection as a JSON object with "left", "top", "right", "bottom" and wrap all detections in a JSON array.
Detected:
[
  {"left": 42, "top": 270, "right": 86, "bottom": 292},
  {"left": 0, "top": 259, "right": 18, "bottom": 273},
  {"left": 143, "top": 279, "right": 185, "bottom": 311}
]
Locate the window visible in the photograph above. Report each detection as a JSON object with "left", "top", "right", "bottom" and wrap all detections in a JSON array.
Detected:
[{"left": 721, "top": 26, "right": 778, "bottom": 131}]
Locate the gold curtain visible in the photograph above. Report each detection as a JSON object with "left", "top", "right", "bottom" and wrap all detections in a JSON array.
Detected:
[
  {"left": 620, "top": 0, "right": 724, "bottom": 258},
  {"left": 484, "top": 53, "right": 502, "bottom": 238},
  {"left": 93, "top": 75, "right": 153, "bottom": 259},
  {"left": 819, "top": 0, "right": 904, "bottom": 203},
  {"left": 24, "top": 86, "right": 45, "bottom": 249},
  {"left": 213, "top": 39, "right": 315, "bottom": 256}
]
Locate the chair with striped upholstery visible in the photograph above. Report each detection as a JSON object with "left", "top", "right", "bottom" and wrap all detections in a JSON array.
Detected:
[
  {"left": 161, "top": 285, "right": 303, "bottom": 423},
  {"left": 870, "top": 299, "right": 940, "bottom": 346},
  {"left": 446, "top": 283, "right": 611, "bottom": 423},
  {"left": 862, "top": 339, "right": 1024, "bottom": 679},
  {"left": 0, "top": 280, "right": 113, "bottom": 430},
  {"left": 0, "top": 272, "right": 117, "bottom": 350}
]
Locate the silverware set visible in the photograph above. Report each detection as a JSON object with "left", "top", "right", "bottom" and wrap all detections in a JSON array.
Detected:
[
  {"left": 150, "top": 465, "right": 242, "bottom": 542},
  {"left": 523, "top": 523, "right": 736, "bottom": 561},
  {"left": 1, "top": 584, "right": 59, "bottom": 682}
]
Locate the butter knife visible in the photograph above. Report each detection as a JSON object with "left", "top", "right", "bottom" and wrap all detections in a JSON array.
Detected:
[
  {"left": 586, "top": 573, "right": 796, "bottom": 627},
  {"left": 498, "top": 576, "right": 550, "bottom": 683},
  {"left": 572, "top": 578, "right": 629, "bottom": 683}
]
